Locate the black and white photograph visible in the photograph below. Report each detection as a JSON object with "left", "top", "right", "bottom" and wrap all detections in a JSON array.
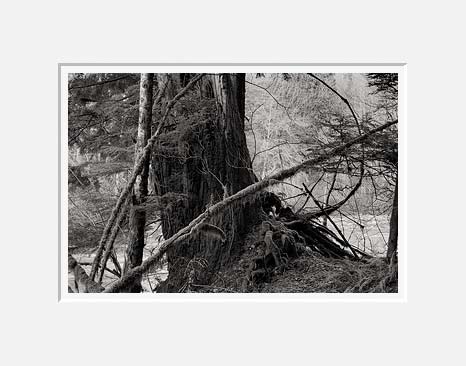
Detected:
[
  {"left": 4, "top": 1, "right": 466, "bottom": 365},
  {"left": 63, "top": 69, "right": 401, "bottom": 295}
]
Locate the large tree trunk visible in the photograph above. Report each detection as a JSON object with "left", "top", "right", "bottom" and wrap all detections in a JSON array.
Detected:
[
  {"left": 153, "top": 73, "right": 259, "bottom": 292},
  {"left": 387, "top": 177, "right": 398, "bottom": 260},
  {"left": 123, "top": 73, "right": 154, "bottom": 292}
]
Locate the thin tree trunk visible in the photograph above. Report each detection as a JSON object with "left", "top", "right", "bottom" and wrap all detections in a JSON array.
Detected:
[
  {"left": 88, "top": 74, "right": 204, "bottom": 281},
  {"left": 387, "top": 177, "right": 398, "bottom": 260},
  {"left": 122, "top": 73, "right": 154, "bottom": 292}
]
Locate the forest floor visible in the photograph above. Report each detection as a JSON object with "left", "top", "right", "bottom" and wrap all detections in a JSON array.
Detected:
[
  {"left": 260, "top": 255, "right": 397, "bottom": 293},
  {"left": 69, "top": 240, "right": 167, "bottom": 292},
  {"left": 209, "top": 218, "right": 397, "bottom": 294},
  {"left": 211, "top": 249, "right": 397, "bottom": 294}
]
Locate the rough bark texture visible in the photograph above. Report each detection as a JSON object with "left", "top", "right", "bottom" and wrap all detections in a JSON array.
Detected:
[
  {"left": 123, "top": 73, "right": 154, "bottom": 292},
  {"left": 387, "top": 177, "right": 398, "bottom": 260},
  {"left": 153, "top": 74, "right": 259, "bottom": 292}
]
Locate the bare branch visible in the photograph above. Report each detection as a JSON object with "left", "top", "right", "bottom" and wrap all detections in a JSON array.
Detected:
[
  {"left": 307, "top": 73, "right": 362, "bottom": 135},
  {"left": 245, "top": 80, "right": 293, "bottom": 121},
  {"left": 302, "top": 183, "right": 359, "bottom": 259},
  {"left": 69, "top": 75, "right": 131, "bottom": 90},
  {"left": 306, "top": 73, "right": 366, "bottom": 219}
]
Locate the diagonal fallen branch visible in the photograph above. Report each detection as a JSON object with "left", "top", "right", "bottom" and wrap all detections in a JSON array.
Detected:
[
  {"left": 304, "top": 170, "right": 363, "bottom": 220},
  {"left": 97, "top": 195, "right": 130, "bottom": 283},
  {"left": 103, "top": 119, "right": 397, "bottom": 292}
]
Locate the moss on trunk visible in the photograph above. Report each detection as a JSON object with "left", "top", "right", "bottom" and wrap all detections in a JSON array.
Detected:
[{"left": 153, "top": 74, "right": 260, "bottom": 292}]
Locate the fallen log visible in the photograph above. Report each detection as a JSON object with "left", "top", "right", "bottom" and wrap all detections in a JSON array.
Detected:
[{"left": 68, "top": 254, "right": 104, "bottom": 293}]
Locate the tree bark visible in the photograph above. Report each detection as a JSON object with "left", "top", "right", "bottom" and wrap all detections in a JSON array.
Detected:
[
  {"left": 153, "top": 73, "right": 259, "bottom": 292},
  {"left": 122, "top": 73, "right": 154, "bottom": 292},
  {"left": 387, "top": 177, "right": 398, "bottom": 260}
]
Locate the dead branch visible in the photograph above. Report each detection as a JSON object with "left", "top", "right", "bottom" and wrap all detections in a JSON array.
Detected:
[
  {"left": 78, "top": 261, "right": 120, "bottom": 278},
  {"left": 69, "top": 75, "right": 131, "bottom": 90},
  {"left": 308, "top": 73, "right": 362, "bottom": 135},
  {"left": 303, "top": 167, "right": 363, "bottom": 220},
  {"left": 302, "top": 183, "right": 359, "bottom": 259},
  {"left": 245, "top": 80, "right": 293, "bottom": 121},
  {"left": 305, "top": 73, "right": 365, "bottom": 220},
  {"left": 97, "top": 195, "right": 130, "bottom": 283},
  {"left": 68, "top": 254, "right": 104, "bottom": 293}
]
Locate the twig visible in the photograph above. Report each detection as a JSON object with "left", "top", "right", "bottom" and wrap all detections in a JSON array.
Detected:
[
  {"left": 245, "top": 80, "right": 293, "bottom": 121},
  {"left": 247, "top": 103, "right": 263, "bottom": 164},
  {"left": 302, "top": 183, "right": 359, "bottom": 259},
  {"left": 69, "top": 75, "right": 131, "bottom": 90}
]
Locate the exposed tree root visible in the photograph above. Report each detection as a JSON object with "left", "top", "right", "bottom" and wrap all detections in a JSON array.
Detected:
[
  {"left": 237, "top": 194, "right": 371, "bottom": 292},
  {"left": 197, "top": 190, "right": 399, "bottom": 293}
]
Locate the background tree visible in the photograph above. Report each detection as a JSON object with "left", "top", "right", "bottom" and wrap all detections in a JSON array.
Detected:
[
  {"left": 123, "top": 73, "right": 154, "bottom": 292},
  {"left": 68, "top": 73, "right": 140, "bottom": 257},
  {"left": 367, "top": 73, "right": 398, "bottom": 260}
]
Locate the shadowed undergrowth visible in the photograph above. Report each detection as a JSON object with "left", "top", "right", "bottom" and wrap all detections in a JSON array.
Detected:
[{"left": 189, "top": 221, "right": 398, "bottom": 293}]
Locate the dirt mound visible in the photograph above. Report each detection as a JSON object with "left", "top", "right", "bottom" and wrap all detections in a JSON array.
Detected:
[
  {"left": 260, "top": 254, "right": 397, "bottom": 293},
  {"left": 193, "top": 222, "right": 398, "bottom": 293}
]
